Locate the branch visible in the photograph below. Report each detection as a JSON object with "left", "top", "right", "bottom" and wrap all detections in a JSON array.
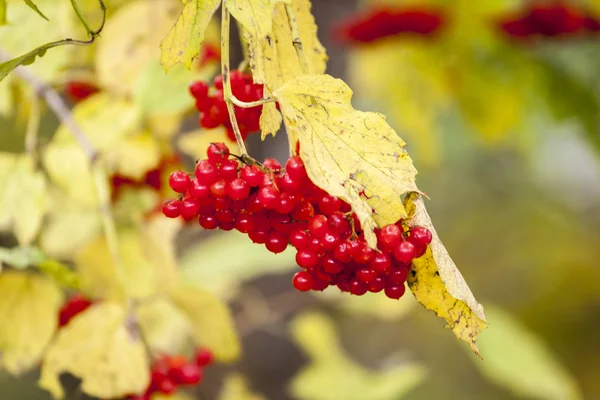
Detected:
[{"left": 70, "top": 0, "right": 107, "bottom": 38}]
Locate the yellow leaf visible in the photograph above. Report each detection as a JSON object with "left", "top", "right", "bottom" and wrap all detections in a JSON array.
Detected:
[
  {"left": 147, "top": 113, "right": 184, "bottom": 139},
  {"left": 274, "top": 74, "right": 420, "bottom": 248},
  {"left": 168, "top": 285, "right": 240, "bottom": 362},
  {"left": 404, "top": 193, "right": 486, "bottom": 356},
  {"left": 105, "top": 132, "right": 161, "bottom": 180},
  {"left": 348, "top": 42, "right": 449, "bottom": 167},
  {"left": 177, "top": 127, "right": 239, "bottom": 159},
  {"left": 0, "top": 271, "right": 63, "bottom": 374},
  {"left": 291, "top": 312, "right": 427, "bottom": 400},
  {"left": 472, "top": 306, "right": 582, "bottom": 400},
  {"left": 160, "top": 0, "right": 221, "bottom": 71},
  {"left": 0, "top": 153, "right": 48, "bottom": 244},
  {"left": 245, "top": 0, "right": 326, "bottom": 90},
  {"left": 219, "top": 374, "right": 265, "bottom": 400},
  {"left": 225, "top": 0, "right": 280, "bottom": 38},
  {"left": 260, "top": 97, "right": 282, "bottom": 139},
  {"left": 75, "top": 217, "right": 180, "bottom": 300},
  {"left": 39, "top": 302, "right": 150, "bottom": 399},
  {"left": 98, "top": 0, "right": 187, "bottom": 94},
  {"left": 135, "top": 298, "right": 193, "bottom": 356}
]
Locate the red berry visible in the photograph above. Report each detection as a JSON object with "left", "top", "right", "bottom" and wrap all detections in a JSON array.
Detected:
[
  {"left": 235, "top": 214, "right": 254, "bottom": 233},
  {"left": 318, "top": 195, "right": 342, "bottom": 215},
  {"left": 291, "top": 200, "right": 314, "bottom": 220},
  {"left": 214, "top": 74, "right": 224, "bottom": 89},
  {"left": 379, "top": 224, "right": 403, "bottom": 248},
  {"left": 195, "top": 348, "right": 214, "bottom": 367},
  {"left": 308, "top": 215, "right": 329, "bottom": 239},
  {"left": 189, "top": 81, "right": 209, "bottom": 99},
  {"left": 328, "top": 212, "right": 350, "bottom": 236},
  {"left": 210, "top": 179, "right": 228, "bottom": 198},
  {"left": 195, "top": 160, "right": 219, "bottom": 185},
  {"left": 263, "top": 158, "right": 282, "bottom": 172},
  {"left": 199, "top": 214, "right": 219, "bottom": 229},
  {"left": 219, "top": 159, "right": 238, "bottom": 180},
  {"left": 216, "top": 209, "right": 235, "bottom": 223},
  {"left": 248, "top": 228, "right": 269, "bottom": 244},
  {"left": 169, "top": 170, "right": 191, "bottom": 193},
  {"left": 334, "top": 240, "right": 353, "bottom": 263},
  {"left": 207, "top": 142, "right": 230, "bottom": 163},
  {"left": 393, "top": 241, "right": 416, "bottom": 263},
  {"left": 349, "top": 279, "right": 368, "bottom": 296},
  {"left": 157, "top": 378, "right": 176, "bottom": 395},
  {"left": 356, "top": 268, "right": 377, "bottom": 283},
  {"left": 279, "top": 173, "right": 302, "bottom": 194},
  {"left": 161, "top": 200, "right": 181, "bottom": 218},
  {"left": 293, "top": 271, "right": 313, "bottom": 292},
  {"left": 312, "top": 278, "right": 329, "bottom": 291},
  {"left": 257, "top": 186, "right": 280, "bottom": 209},
  {"left": 321, "top": 232, "right": 339, "bottom": 250},
  {"left": 276, "top": 192, "right": 296, "bottom": 214},
  {"left": 285, "top": 156, "right": 306, "bottom": 179},
  {"left": 58, "top": 294, "right": 93, "bottom": 327},
  {"left": 266, "top": 231, "right": 288, "bottom": 254},
  {"left": 389, "top": 268, "right": 408, "bottom": 285},
  {"left": 368, "top": 277, "right": 385, "bottom": 293},
  {"left": 296, "top": 250, "right": 319, "bottom": 269},
  {"left": 385, "top": 284, "right": 406, "bottom": 300},
  {"left": 322, "top": 255, "right": 343, "bottom": 274},
  {"left": 353, "top": 243, "right": 375, "bottom": 264},
  {"left": 290, "top": 229, "right": 311, "bottom": 250},
  {"left": 227, "top": 178, "right": 250, "bottom": 200},
  {"left": 180, "top": 198, "right": 201, "bottom": 219},
  {"left": 214, "top": 196, "right": 232, "bottom": 211},
  {"left": 175, "top": 363, "right": 202, "bottom": 385},
  {"left": 199, "top": 111, "right": 220, "bottom": 129},
  {"left": 408, "top": 226, "right": 433, "bottom": 248},
  {"left": 188, "top": 179, "right": 209, "bottom": 198},
  {"left": 240, "top": 165, "right": 264, "bottom": 187}
]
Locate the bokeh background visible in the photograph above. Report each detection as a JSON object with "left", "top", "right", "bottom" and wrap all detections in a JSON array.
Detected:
[{"left": 1, "top": 0, "right": 599, "bottom": 399}]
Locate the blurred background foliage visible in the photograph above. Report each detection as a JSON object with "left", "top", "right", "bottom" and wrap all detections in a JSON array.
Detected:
[{"left": 0, "top": 0, "right": 599, "bottom": 399}]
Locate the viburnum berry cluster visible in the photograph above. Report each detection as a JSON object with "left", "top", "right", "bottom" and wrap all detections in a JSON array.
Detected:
[
  {"left": 64, "top": 80, "right": 100, "bottom": 103},
  {"left": 58, "top": 294, "right": 94, "bottom": 328},
  {"left": 189, "top": 71, "right": 264, "bottom": 142},
  {"left": 161, "top": 143, "right": 432, "bottom": 300},
  {"left": 127, "top": 349, "right": 214, "bottom": 400}
]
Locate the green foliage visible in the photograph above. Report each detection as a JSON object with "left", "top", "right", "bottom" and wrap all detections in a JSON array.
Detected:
[{"left": 22, "top": 0, "right": 48, "bottom": 20}]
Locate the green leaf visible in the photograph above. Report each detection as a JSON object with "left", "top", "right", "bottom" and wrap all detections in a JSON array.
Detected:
[
  {"left": 472, "top": 306, "right": 583, "bottom": 400},
  {"left": 0, "top": 40, "right": 63, "bottom": 82},
  {"left": 168, "top": 285, "right": 240, "bottom": 363},
  {"left": 23, "top": 0, "right": 48, "bottom": 20},
  {"left": 0, "top": 0, "right": 7, "bottom": 25},
  {"left": 180, "top": 230, "right": 295, "bottom": 297},
  {"left": 0, "top": 246, "right": 45, "bottom": 269},
  {"left": 160, "top": 0, "right": 221, "bottom": 71},
  {"left": 291, "top": 312, "right": 427, "bottom": 400}
]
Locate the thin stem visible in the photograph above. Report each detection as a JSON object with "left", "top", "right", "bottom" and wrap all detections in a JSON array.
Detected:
[
  {"left": 230, "top": 94, "right": 275, "bottom": 108},
  {"left": 221, "top": 6, "right": 248, "bottom": 156},
  {"left": 236, "top": 20, "right": 250, "bottom": 71},
  {"left": 70, "top": 0, "right": 107, "bottom": 37},
  {"left": 285, "top": 4, "right": 309, "bottom": 75},
  {"left": 25, "top": 90, "right": 40, "bottom": 156}
]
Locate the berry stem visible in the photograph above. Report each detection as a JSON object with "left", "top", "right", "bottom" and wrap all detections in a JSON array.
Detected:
[
  {"left": 285, "top": 4, "right": 310, "bottom": 75},
  {"left": 229, "top": 95, "right": 275, "bottom": 108},
  {"left": 221, "top": 6, "right": 249, "bottom": 157},
  {"left": 70, "top": 0, "right": 107, "bottom": 38}
]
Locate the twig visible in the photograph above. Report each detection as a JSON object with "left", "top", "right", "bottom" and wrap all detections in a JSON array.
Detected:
[
  {"left": 69, "top": 0, "right": 107, "bottom": 38},
  {"left": 221, "top": 6, "right": 249, "bottom": 156},
  {"left": 285, "top": 4, "right": 309, "bottom": 75},
  {"left": 230, "top": 95, "right": 275, "bottom": 108},
  {"left": 25, "top": 90, "right": 40, "bottom": 156}
]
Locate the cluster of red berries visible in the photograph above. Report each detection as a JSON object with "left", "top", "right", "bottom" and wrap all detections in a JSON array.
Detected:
[
  {"left": 335, "top": 7, "right": 445, "bottom": 43},
  {"left": 499, "top": 3, "right": 600, "bottom": 39},
  {"left": 58, "top": 294, "right": 94, "bottom": 328},
  {"left": 161, "top": 143, "right": 432, "bottom": 300},
  {"left": 110, "top": 155, "right": 180, "bottom": 200},
  {"left": 189, "top": 71, "right": 264, "bottom": 142},
  {"left": 64, "top": 81, "right": 100, "bottom": 103},
  {"left": 127, "top": 349, "right": 214, "bottom": 400}
]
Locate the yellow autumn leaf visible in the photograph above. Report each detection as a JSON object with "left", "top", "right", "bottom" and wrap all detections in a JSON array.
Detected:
[
  {"left": 105, "top": 132, "right": 162, "bottom": 180},
  {"left": 348, "top": 42, "right": 449, "bottom": 167},
  {"left": 75, "top": 217, "right": 180, "bottom": 300},
  {"left": 291, "top": 312, "right": 427, "bottom": 400},
  {"left": 274, "top": 74, "right": 420, "bottom": 248},
  {"left": 39, "top": 302, "right": 150, "bottom": 399},
  {"left": 160, "top": 0, "right": 221, "bottom": 71},
  {"left": 225, "top": 0, "right": 280, "bottom": 38},
  {"left": 260, "top": 98, "right": 283, "bottom": 139},
  {"left": 177, "top": 127, "right": 239, "bottom": 159},
  {"left": 404, "top": 193, "right": 487, "bottom": 355},
  {"left": 168, "top": 285, "right": 240, "bottom": 362},
  {"left": 219, "top": 374, "right": 265, "bottom": 400},
  {"left": 135, "top": 298, "right": 194, "bottom": 356},
  {"left": 473, "top": 306, "right": 582, "bottom": 400},
  {"left": 0, "top": 153, "right": 48, "bottom": 245},
  {"left": 0, "top": 271, "right": 63, "bottom": 374}
]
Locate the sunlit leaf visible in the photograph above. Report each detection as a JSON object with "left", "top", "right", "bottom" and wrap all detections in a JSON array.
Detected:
[
  {"left": 0, "top": 153, "right": 48, "bottom": 244},
  {"left": 219, "top": 374, "right": 265, "bottom": 400},
  {"left": 291, "top": 312, "right": 427, "bottom": 400},
  {"left": 225, "top": 0, "right": 279, "bottom": 38},
  {"left": 473, "top": 306, "right": 582, "bottom": 400},
  {"left": 259, "top": 99, "right": 282, "bottom": 139},
  {"left": 39, "top": 302, "right": 150, "bottom": 399},
  {"left": 180, "top": 230, "right": 295, "bottom": 297},
  {"left": 105, "top": 132, "right": 161, "bottom": 180},
  {"left": 0, "top": 0, "right": 6, "bottom": 24},
  {"left": 0, "top": 271, "right": 63, "bottom": 374},
  {"left": 98, "top": 0, "right": 188, "bottom": 94},
  {"left": 404, "top": 193, "right": 487, "bottom": 356},
  {"left": 274, "top": 74, "right": 420, "bottom": 248},
  {"left": 23, "top": 0, "right": 48, "bottom": 20},
  {"left": 168, "top": 285, "right": 240, "bottom": 363},
  {"left": 160, "top": 0, "right": 221, "bottom": 71}
]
